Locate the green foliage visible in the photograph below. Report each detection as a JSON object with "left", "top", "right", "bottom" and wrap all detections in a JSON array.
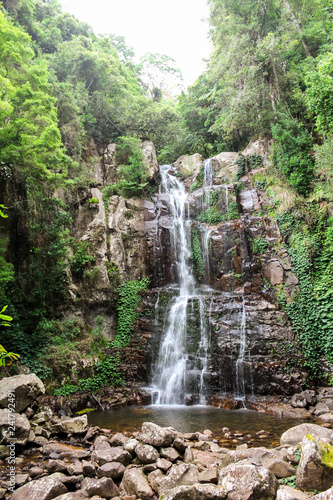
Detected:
[
  {"left": 190, "top": 166, "right": 205, "bottom": 192},
  {"left": 54, "top": 384, "right": 79, "bottom": 397},
  {"left": 235, "top": 156, "right": 246, "bottom": 180},
  {"left": 192, "top": 230, "right": 205, "bottom": 280},
  {"left": 281, "top": 476, "right": 296, "bottom": 488},
  {"left": 88, "top": 198, "right": 98, "bottom": 204},
  {"left": 197, "top": 207, "right": 224, "bottom": 225},
  {"left": 252, "top": 237, "right": 271, "bottom": 255},
  {"left": 111, "top": 277, "right": 150, "bottom": 347},
  {"left": 0, "top": 305, "right": 12, "bottom": 328},
  {"left": 248, "top": 153, "right": 263, "bottom": 170},
  {"left": 71, "top": 241, "right": 95, "bottom": 278}
]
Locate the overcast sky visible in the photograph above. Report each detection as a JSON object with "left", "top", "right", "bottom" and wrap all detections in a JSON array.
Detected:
[{"left": 58, "top": 0, "right": 212, "bottom": 88}]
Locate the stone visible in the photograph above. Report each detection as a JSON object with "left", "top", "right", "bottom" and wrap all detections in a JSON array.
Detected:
[
  {"left": 173, "top": 437, "right": 187, "bottom": 453},
  {"left": 67, "top": 459, "right": 83, "bottom": 475},
  {"left": 313, "top": 487, "right": 333, "bottom": 499},
  {"left": 123, "top": 438, "right": 139, "bottom": 454},
  {"left": 121, "top": 468, "right": 154, "bottom": 500},
  {"left": 15, "top": 474, "right": 29, "bottom": 487},
  {"left": 91, "top": 438, "right": 132, "bottom": 466},
  {"left": 46, "top": 460, "right": 68, "bottom": 474},
  {"left": 160, "top": 446, "right": 180, "bottom": 462},
  {"left": 141, "top": 141, "right": 159, "bottom": 179},
  {"left": 29, "top": 466, "right": 45, "bottom": 478},
  {"left": 50, "top": 493, "right": 89, "bottom": 500},
  {"left": 110, "top": 432, "right": 129, "bottom": 446},
  {"left": 81, "top": 477, "right": 119, "bottom": 499},
  {"left": 301, "top": 390, "right": 317, "bottom": 406},
  {"left": 280, "top": 424, "right": 333, "bottom": 446},
  {"left": 276, "top": 485, "right": 312, "bottom": 499},
  {"left": 174, "top": 153, "right": 203, "bottom": 177},
  {"left": 52, "top": 415, "right": 88, "bottom": 434},
  {"left": 198, "top": 467, "right": 218, "bottom": 484},
  {"left": 161, "top": 483, "right": 227, "bottom": 499},
  {"left": 138, "top": 421, "right": 177, "bottom": 447},
  {"left": 296, "top": 434, "right": 333, "bottom": 491},
  {"left": 0, "top": 409, "right": 31, "bottom": 445},
  {"left": 158, "top": 463, "right": 199, "bottom": 495},
  {"left": 0, "top": 374, "right": 45, "bottom": 412},
  {"left": 81, "top": 460, "right": 96, "bottom": 477},
  {"left": 218, "top": 461, "right": 279, "bottom": 500},
  {"left": 156, "top": 457, "right": 172, "bottom": 471},
  {"left": 290, "top": 393, "right": 308, "bottom": 408},
  {"left": 10, "top": 475, "right": 67, "bottom": 500},
  {"left": 147, "top": 468, "right": 164, "bottom": 492},
  {"left": 264, "top": 458, "right": 296, "bottom": 478},
  {"left": 314, "top": 403, "right": 331, "bottom": 417},
  {"left": 135, "top": 442, "right": 160, "bottom": 463},
  {"left": 96, "top": 462, "right": 125, "bottom": 479},
  {"left": 318, "top": 413, "right": 333, "bottom": 423},
  {"left": 184, "top": 446, "right": 194, "bottom": 463}
]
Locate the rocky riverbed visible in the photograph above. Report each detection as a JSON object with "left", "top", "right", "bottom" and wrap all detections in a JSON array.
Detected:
[{"left": 1, "top": 375, "right": 333, "bottom": 499}]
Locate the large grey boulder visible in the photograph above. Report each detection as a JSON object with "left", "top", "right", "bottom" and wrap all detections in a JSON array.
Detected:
[
  {"left": 10, "top": 475, "right": 67, "bottom": 500},
  {"left": 50, "top": 493, "right": 88, "bottom": 500},
  {"left": 96, "top": 461, "right": 125, "bottom": 479},
  {"left": 81, "top": 477, "right": 119, "bottom": 499},
  {"left": 218, "top": 461, "right": 279, "bottom": 499},
  {"left": 296, "top": 434, "right": 333, "bottom": 491},
  {"left": 157, "top": 463, "right": 199, "bottom": 495},
  {"left": 161, "top": 483, "right": 227, "bottom": 499},
  {"left": 0, "top": 374, "right": 45, "bottom": 412},
  {"left": 280, "top": 423, "right": 333, "bottom": 446},
  {"left": 174, "top": 153, "right": 203, "bottom": 177},
  {"left": 138, "top": 421, "right": 178, "bottom": 447},
  {"left": 0, "top": 409, "right": 31, "bottom": 445},
  {"left": 121, "top": 468, "right": 154, "bottom": 500},
  {"left": 51, "top": 415, "right": 88, "bottom": 434}
]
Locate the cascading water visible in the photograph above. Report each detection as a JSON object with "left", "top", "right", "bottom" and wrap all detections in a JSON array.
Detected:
[
  {"left": 152, "top": 165, "right": 211, "bottom": 405},
  {"left": 235, "top": 299, "right": 247, "bottom": 401}
]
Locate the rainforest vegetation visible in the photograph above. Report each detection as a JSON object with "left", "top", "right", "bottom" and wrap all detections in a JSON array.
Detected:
[{"left": 1, "top": 0, "right": 333, "bottom": 390}]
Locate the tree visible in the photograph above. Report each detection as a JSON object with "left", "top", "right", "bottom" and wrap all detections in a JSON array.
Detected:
[{"left": 139, "top": 53, "right": 183, "bottom": 100}]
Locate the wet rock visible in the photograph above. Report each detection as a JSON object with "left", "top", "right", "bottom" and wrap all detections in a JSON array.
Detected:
[
  {"left": 296, "top": 434, "right": 333, "bottom": 491},
  {"left": 135, "top": 442, "right": 160, "bottom": 463},
  {"left": 51, "top": 493, "right": 89, "bottom": 500},
  {"left": 52, "top": 415, "right": 88, "bottom": 434},
  {"left": 10, "top": 475, "right": 67, "bottom": 500},
  {"left": 43, "top": 442, "right": 89, "bottom": 459},
  {"left": 96, "top": 462, "right": 125, "bottom": 479},
  {"left": 318, "top": 412, "right": 333, "bottom": 423},
  {"left": 0, "top": 374, "right": 45, "bottom": 413},
  {"left": 121, "top": 468, "right": 154, "bottom": 500},
  {"left": 15, "top": 474, "right": 29, "bottom": 487},
  {"left": 67, "top": 459, "right": 83, "bottom": 475},
  {"left": 161, "top": 483, "right": 227, "bottom": 500},
  {"left": 138, "top": 421, "right": 177, "bottom": 447},
  {"left": 81, "top": 477, "right": 119, "bottom": 499},
  {"left": 123, "top": 438, "right": 139, "bottom": 454},
  {"left": 157, "top": 463, "right": 199, "bottom": 495},
  {"left": 276, "top": 485, "right": 311, "bottom": 499},
  {"left": 0, "top": 409, "right": 31, "bottom": 446},
  {"left": 29, "top": 466, "right": 45, "bottom": 478},
  {"left": 218, "top": 461, "right": 279, "bottom": 500},
  {"left": 280, "top": 423, "right": 333, "bottom": 446}
]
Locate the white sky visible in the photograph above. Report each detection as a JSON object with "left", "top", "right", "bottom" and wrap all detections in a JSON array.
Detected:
[{"left": 58, "top": 0, "right": 212, "bottom": 88}]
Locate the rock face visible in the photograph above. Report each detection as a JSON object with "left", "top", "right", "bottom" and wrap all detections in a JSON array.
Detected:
[
  {"left": 296, "top": 434, "right": 333, "bottom": 491},
  {"left": 280, "top": 424, "right": 333, "bottom": 446},
  {"left": 0, "top": 374, "right": 45, "bottom": 413}
]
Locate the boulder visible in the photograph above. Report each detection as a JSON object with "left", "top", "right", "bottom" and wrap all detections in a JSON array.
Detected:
[
  {"left": 264, "top": 458, "right": 295, "bottom": 479},
  {"left": 198, "top": 467, "right": 218, "bottom": 484},
  {"left": 109, "top": 432, "right": 129, "bottom": 446},
  {"left": 50, "top": 493, "right": 88, "bottom": 500},
  {"left": 81, "top": 477, "right": 119, "bottom": 499},
  {"left": 148, "top": 469, "right": 165, "bottom": 492},
  {"left": 314, "top": 487, "right": 333, "bottom": 499},
  {"left": 160, "top": 446, "right": 180, "bottom": 462},
  {"left": 276, "top": 485, "right": 311, "bottom": 499},
  {"left": 0, "top": 374, "right": 45, "bottom": 412},
  {"left": 174, "top": 154, "right": 203, "bottom": 177},
  {"left": 296, "top": 434, "right": 333, "bottom": 491},
  {"left": 161, "top": 483, "right": 227, "bottom": 499},
  {"left": 43, "top": 442, "right": 89, "bottom": 459},
  {"left": 10, "top": 475, "right": 67, "bottom": 500},
  {"left": 158, "top": 463, "right": 199, "bottom": 495},
  {"left": 141, "top": 141, "right": 159, "bottom": 179},
  {"left": 121, "top": 468, "right": 154, "bottom": 500},
  {"left": 96, "top": 462, "right": 125, "bottom": 480},
  {"left": 91, "top": 438, "right": 131, "bottom": 466},
  {"left": 0, "top": 409, "right": 31, "bottom": 445},
  {"left": 52, "top": 415, "right": 88, "bottom": 434},
  {"left": 123, "top": 438, "right": 139, "bottom": 454},
  {"left": 280, "top": 424, "right": 333, "bottom": 446},
  {"left": 135, "top": 442, "right": 160, "bottom": 463},
  {"left": 218, "top": 461, "right": 279, "bottom": 500},
  {"left": 138, "top": 421, "right": 177, "bottom": 447},
  {"left": 290, "top": 394, "right": 308, "bottom": 409},
  {"left": 156, "top": 457, "right": 172, "bottom": 471}
]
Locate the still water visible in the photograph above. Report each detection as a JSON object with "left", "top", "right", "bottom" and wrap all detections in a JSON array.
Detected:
[{"left": 88, "top": 405, "right": 307, "bottom": 449}]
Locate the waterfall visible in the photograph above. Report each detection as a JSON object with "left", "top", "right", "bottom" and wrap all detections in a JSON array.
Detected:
[
  {"left": 203, "top": 158, "right": 214, "bottom": 209},
  {"left": 235, "top": 299, "right": 247, "bottom": 401},
  {"left": 152, "top": 165, "right": 211, "bottom": 405},
  {"left": 225, "top": 185, "right": 229, "bottom": 213},
  {"left": 201, "top": 226, "right": 212, "bottom": 284}
]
